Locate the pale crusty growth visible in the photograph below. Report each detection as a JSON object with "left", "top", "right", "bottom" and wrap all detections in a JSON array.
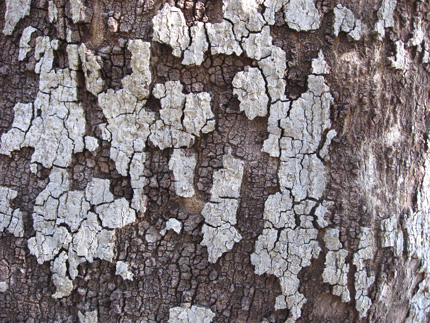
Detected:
[
  {"left": 333, "top": 4, "right": 363, "bottom": 41},
  {"left": 3, "top": 0, "right": 31, "bottom": 35},
  {"left": 69, "top": 0, "right": 92, "bottom": 24},
  {"left": 232, "top": 67, "right": 269, "bottom": 120},
  {"left": 389, "top": 40, "right": 408, "bottom": 70},
  {"left": 0, "top": 282, "right": 8, "bottom": 293},
  {"left": 150, "top": 81, "right": 192, "bottom": 150},
  {"left": 201, "top": 153, "right": 244, "bottom": 263},
  {"left": 284, "top": 0, "right": 321, "bottom": 31},
  {"left": 67, "top": 44, "right": 80, "bottom": 70},
  {"left": 406, "top": 276, "right": 430, "bottom": 323},
  {"left": 160, "top": 218, "right": 182, "bottom": 236},
  {"left": 79, "top": 44, "right": 104, "bottom": 96},
  {"left": 78, "top": 310, "right": 98, "bottom": 323},
  {"left": 122, "top": 40, "right": 152, "bottom": 100},
  {"left": 115, "top": 261, "right": 134, "bottom": 281},
  {"left": 322, "top": 229, "right": 350, "bottom": 302},
  {"left": 0, "top": 103, "right": 33, "bottom": 156},
  {"left": 206, "top": 21, "right": 243, "bottom": 56},
  {"left": 130, "top": 152, "right": 148, "bottom": 213},
  {"left": 262, "top": 0, "right": 284, "bottom": 25},
  {"left": 222, "top": 0, "right": 265, "bottom": 40},
  {"left": 84, "top": 136, "right": 99, "bottom": 152},
  {"left": 353, "top": 227, "right": 376, "bottom": 318},
  {"left": 149, "top": 82, "right": 215, "bottom": 150},
  {"left": 28, "top": 170, "right": 137, "bottom": 298},
  {"left": 168, "top": 303, "right": 215, "bottom": 323},
  {"left": 262, "top": 101, "right": 290, "bottom": 158},
  {"left": 375, "top": 0, "right": 397, "bottom": 40},
  {"left": 98, "top": 90, "right": 154, "bottom": 176},
  {"left": 154, "top": 81, "right": 186, "bottom": 128},
  {"left": 183, "top": 92, "right": 215, "bottom": 136},
  {"left": 252, "top": 52, "right": 335, "bottom": 322},
  {"left": 242, "top": 26, "right": 273, "bottom": 60},
  {"left": 0, "top": 36, "right": 86, "bottom": 173},
  {"left": 51, "top": 251, "right": 74, "bottom": 299},
  {"left": 152, "top": 4, "right": 190, "bottom": 57},
  {"left": 19, "top": 26, "right": 37, "bottom": 61},
  {"left": 96, "top": 198, "right": 136, "bottom": 229},
  {"left": 48, "top": 1, "right": 58, "bottom": 23},
  {"left": 407, "top": 18, "right": 425, "bottom": 51},
  {"left": 311, "top": 50, "right": 331, "bottom": 75},
  {"left": 258, "top": 46, "right": 287, "bottom": 102},
  {"left": 403, "top": 160, "right": 430, "bottom": 321},
  {"left": 380, "top": 215, "right": 403, "bottom": 257},
  {"left": 169, "top": 149, "right": 197, "bottom": 198},
  {"left": 0, "top": 187, "right": 24, "bottom": 238},
  {"left": 182, "top": 22, "right": 208, "bottom": 66}
]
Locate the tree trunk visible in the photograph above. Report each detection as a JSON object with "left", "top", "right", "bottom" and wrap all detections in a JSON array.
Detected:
[{"left": 1, "top": 0, "right": 429, "bottom": 322}]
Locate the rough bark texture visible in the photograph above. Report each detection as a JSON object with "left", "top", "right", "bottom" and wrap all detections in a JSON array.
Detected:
[{"left": 1, "top": 0, "right": 430, "bottom": 322}]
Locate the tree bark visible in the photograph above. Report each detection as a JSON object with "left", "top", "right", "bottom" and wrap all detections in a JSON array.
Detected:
[{"left": 1, "top": 0, "right": 429, "bottom": 322}]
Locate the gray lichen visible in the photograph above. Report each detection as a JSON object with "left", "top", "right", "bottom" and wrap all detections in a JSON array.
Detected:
[
  {"left": 201, "top": 152, "right": 244, "bottom": 263},
  {"left": 27, "top": 169, "right": 137, "bottom": 298},
  {"left": 333, "top": 4, "right": 363, "bottom": 41},
  {"left": 168, "top": 303, "right": 215, "bottom": 323},
  {"left": 0, "top": 187, "right": 24, "bottom": 238},
  {"left": 251, "top": 52, "right": 335, "bottom": 322},
  {"left": 3, "top": 0, "right": 31, "bottom": 36},
  {"left": 375, "top": 0, "right": 397, "bottom": 40},
  {"left": 169, "top": 149, "right": 197, "bottom": 198}
]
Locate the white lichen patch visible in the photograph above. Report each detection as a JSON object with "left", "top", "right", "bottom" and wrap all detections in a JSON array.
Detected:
[
  {"left": 168, "top": 303, "right": 215, "bottom": 323},
  {"left": 152, "top": 4, "right": 190, "bottom": 57},
  {"left": 0, "top": 187, "right": 24, "bottom": 238},
  {"left": 48, "top": 1, "right": 58, "bottom": 23},
  {"left": 322, "top": 228, "right": 350, "bottom": 302},
  {"left": 160, "top": 218, "right": 182, "bottom": 236},
  {"left": 78, "top": 310, "right": 98, "bottom": 323},
  {"left": 79, "top": 44, "right": 104, "bottom": 96},
  {"left": 169, "top": 149, "right": 197, "bottom": 198},
  {"left": 407, "top": 18, "right": 425, "bottom": 51},
  {"left": 206, "top": 21, "right": 243, "bottom": 56},
  {"left": 252, "top": 52, "right": 335, "bottom": 322},
  {"left": 353, "top": 227, "right": 376, "bottom": 318},
  {"left": 84, "top": 136, "right": 99, "bottom": 152},
  {"left": 380, "top": 215, "right": 403, "bottom": 257},
  {"left": 233, "top": 67, "right": 269, "bottom": 120},
  {"left": 27, "top": 169, "right": 136, "bottom": 298},
  {"left": 389, "top": 40, "right": 408, "bottom": 70},
  {"left": 3, "top": 0, "right": 31, "bottom": 36},
  {"left": 69, "top": 0, "right": 92, "bottom": 24},
  {"left": 374, "top": 0, "right": 397, "bottom": 40},
  {"left": 403, "top": 159, "right": 430, "bottom": 321},
  {"left": 242, "top": 26, "right": 273, "bottom": 61},
  {"left": 201, "top": 153, "right": 244, "bottom": 263},
  {"left": 0, "top": 36, "right": 85, "bottom": 173},
  {"left": 261, "top": 0, "right": 284, "bottom": 25},
  {"left": 148, "top": 81, "right": 215, "bottom": 150},
  {"left": 184, "top": 92, "right": 215, "bottom": 136},
  {"left": 284, "top": 0, "right": 321, "bottom": 31},
  {"left": 257, "top": 46, "right": 287, "bottom": 102},
  {"left": 19, "top": 26, "right": 37, "bottom": 61},
  {"left": 333, "top": 4, "right": 362, "bottom": 41},
  {"left": 182, "top": 22, "right": 208, "bottom": 66},
  {"left": 122, "top": 40, "right": 152, "bottom": 100},
  {"left": 222, "top": 0, "right": 265, "bottom": 40},
  {"left": 115, "top": 261, "right": 134, "bottom": 281},
  {"left": 311, "top": 50, "right": 331, "bottom": 75}
]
